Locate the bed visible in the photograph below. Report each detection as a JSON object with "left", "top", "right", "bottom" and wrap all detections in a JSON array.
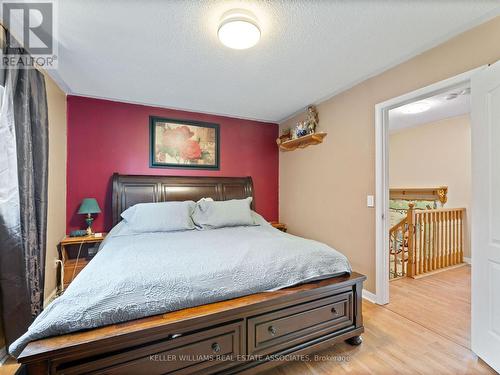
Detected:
[{"left": 16, "top": 174, "right": 365, "bottom": 374}]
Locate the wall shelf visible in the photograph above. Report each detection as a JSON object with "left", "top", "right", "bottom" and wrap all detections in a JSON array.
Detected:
[{"left": 277, "top": 132, "right": 327, "bottom": 151}]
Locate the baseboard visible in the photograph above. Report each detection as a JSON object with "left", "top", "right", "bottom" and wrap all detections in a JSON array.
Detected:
[
  {"left": 43, "top": 288, "right": 58, "bottom": 308},
  {"left": 362, "top": 290, "right": 377, "bottom": 303},
  {"left": 463, "top": 257, "right": 471, "bottom": 264},
  {"left": 412, "top": 263, "right": 467, "bottom": 279}
]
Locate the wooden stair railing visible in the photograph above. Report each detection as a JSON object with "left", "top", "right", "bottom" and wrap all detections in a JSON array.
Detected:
[
  {"left": 389, "top": 209, "right": 411, "bottom": 280},
  {"left": 389, "top": 204, "right": 465, "bottom": 279}
]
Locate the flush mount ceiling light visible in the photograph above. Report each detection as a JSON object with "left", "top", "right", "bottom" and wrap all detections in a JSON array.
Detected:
[
  {"left": 399, "top": 100, "right": 432, "bottom": 114},
  {"left": 218, "top": 9, "right": 261, "bottom": 50}
]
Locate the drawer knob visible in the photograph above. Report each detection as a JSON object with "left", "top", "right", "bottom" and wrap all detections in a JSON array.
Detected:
[
  {"left": 211, "top": 342, "right": 221, "bottom": 353},
  {"left": 331, "top": 307, "right": 338, "bottom": 315},
  {"left": 268, "top": 325, "right": 277, "bottom": 336}
]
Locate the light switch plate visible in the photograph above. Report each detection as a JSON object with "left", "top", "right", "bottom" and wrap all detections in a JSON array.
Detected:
[{"left": 367, "top": 195, "right": 375, "bottom": 207}]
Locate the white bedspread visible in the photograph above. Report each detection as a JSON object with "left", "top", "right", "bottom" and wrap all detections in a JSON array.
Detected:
[{"left": 10, "top": 215, "right": 351, "bottom": 356}]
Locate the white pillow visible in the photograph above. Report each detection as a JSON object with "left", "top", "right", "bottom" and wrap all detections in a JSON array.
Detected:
[
  {"left": 196, "top": 197, "right": 214, "bottom": 203},
  {"left": 192, "top": 197, "right": 255, "bottom": 229},
  {"left": 121, "top": 201, "right": 196, "bottom": 232}
]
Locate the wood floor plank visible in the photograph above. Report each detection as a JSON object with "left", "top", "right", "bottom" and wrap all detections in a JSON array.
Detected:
[
  {"left": 387, "top": 265, "right": 471, "bottom": 348},
  {"left": 263, "top": 266, "right": 494, "bottom": 374},
  {"left": 0, "top": 357, "right": 21, "bottom": 375}
]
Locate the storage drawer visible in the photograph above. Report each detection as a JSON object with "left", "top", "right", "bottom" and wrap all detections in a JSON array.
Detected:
[
  {"left": 60, "top": 322, "right": 243, "bottom": 375},
  {"left": 248, "top": 292, "right": 353, "bottom": 355}
]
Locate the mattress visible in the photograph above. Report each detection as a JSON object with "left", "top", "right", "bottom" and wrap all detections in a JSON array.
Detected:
[{"left": 10, "top": 213, "right": 351, "bottom": 356}]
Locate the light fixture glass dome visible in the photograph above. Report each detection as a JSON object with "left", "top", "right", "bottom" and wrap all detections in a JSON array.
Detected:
[{"left": 218, "top": 10, "right": 261, "bottom": 50}]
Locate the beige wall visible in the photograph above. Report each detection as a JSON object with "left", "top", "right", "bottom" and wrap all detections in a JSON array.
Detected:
[
  {"left": 389, "top": 115, "right": 472, "bottom": 258},
  {"left": 279, "top": 16, "right": 500, "bottom": 294},
  {"left": 43, "top": 71, "right": 67, "bottom": 302}
]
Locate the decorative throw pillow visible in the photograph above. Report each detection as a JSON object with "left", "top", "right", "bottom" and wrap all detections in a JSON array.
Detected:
[
  {"left": 192, "top": 197, "right": 255, "bottom": 229},
  {"left": 120, "top": 201, "right": 196, "bottom": 232}
]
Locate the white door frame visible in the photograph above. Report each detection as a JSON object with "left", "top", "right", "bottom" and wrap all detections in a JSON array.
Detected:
[{"left": 374, "top": 67, "right": 485, "bottom": 305}]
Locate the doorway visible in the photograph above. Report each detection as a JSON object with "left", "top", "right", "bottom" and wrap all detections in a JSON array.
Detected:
[
  {"left": 373, "top": 68, "right": 480, "bottom": 358},
  {"left": 387, "top": 85, "right": 471, "bottom": 281},
  {"left": 374, "top": 67, "right": 483, "bottom": 305},
  {"left": 375, "top": 61, "right": 500, "bottom": 373}
]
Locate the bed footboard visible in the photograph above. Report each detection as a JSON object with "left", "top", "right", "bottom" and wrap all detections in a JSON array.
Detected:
[{"left": 19, "top": 273, "right": 366, "bottom": 375}]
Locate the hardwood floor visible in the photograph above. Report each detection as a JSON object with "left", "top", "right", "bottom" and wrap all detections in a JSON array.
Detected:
[
  {"left": 387, "top": 264, "right": 471, "bottom": 349},
  {"left": 0, "top": 358, "right": 21, "bottom": 375},
  {"left": 0, "top": 266, "right": 491, "bottom": 375},
  {"left": 264, "top": 265, "right": 495, "bottom": 375}
]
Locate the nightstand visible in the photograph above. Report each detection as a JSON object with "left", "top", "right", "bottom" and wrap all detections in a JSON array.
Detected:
[
  {"left": 58, "top": 234, "right": 106, "bottom": 289},
  {"left": 269, "top": 221, "right": 287, "bottom": 232}
]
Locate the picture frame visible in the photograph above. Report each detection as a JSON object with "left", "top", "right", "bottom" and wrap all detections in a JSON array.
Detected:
[{"left": 149, "top": 116, "right": 220, "bottom": 170}]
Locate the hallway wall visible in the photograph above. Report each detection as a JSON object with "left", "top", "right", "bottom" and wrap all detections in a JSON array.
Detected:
[{"left": 389, "top": 114, "right": 472, "bottom": 258}]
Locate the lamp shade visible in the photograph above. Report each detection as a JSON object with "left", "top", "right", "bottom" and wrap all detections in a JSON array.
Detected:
[{"left": 77, "top": 198, "right": 101, "bottom": 215}]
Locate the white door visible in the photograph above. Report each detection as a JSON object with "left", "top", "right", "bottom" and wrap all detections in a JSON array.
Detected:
[{"left": 471, "top": 60, "right": 500, "bottom": 373}]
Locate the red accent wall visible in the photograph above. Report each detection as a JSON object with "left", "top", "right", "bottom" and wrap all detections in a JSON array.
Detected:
[{"left": 66, "top": 96, "right": 279, "bottom": 233}]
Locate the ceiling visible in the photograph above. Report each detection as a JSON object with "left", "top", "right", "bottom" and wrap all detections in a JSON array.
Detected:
[
  {"left": 43, "top": 1, "right": 500, "bottom": 122},
  {"left": 389, "top": 85, "right": 471, "bottom": 133}
]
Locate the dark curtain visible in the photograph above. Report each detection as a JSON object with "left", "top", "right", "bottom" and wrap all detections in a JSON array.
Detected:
[{"left": 0, "top": 29, "right": 49, "bottom": 349}]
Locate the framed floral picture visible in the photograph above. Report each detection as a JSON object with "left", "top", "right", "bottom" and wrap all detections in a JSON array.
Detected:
[{"left": 149, "top": 116, "right": 220, "bottom": 169}]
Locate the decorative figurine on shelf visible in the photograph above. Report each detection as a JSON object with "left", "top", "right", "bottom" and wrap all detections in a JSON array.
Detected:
[
  {"left": 305, "top": 105, "right": 319, "bottom": 134},
  {"left": 278, "top": 128, "right": 291, "bottom": 144},
  {"left": 294, "top": 121, "right": 308, "bottom": 138},
  {"left": 291, "top": 105, "right": 319, "bottom": 139}
]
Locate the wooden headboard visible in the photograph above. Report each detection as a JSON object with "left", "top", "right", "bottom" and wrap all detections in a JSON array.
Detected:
[
  {"left": 112, "top": 173, "right": 254, "bottom": 226},
  {"left": 389, "top": 186, "right": 448, "bottom": 206}
]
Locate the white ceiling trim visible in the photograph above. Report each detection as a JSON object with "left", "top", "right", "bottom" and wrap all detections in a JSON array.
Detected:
[
  {"left": 279, "top": 7, "right": 500, "bottom": 124},
  {"left": 69, "top": 92, "right": 278, "bottom": 124},
  {"left": 47, "top": 69, "right": 72, "bottom": 94},
  {"left": 40, "top": 0, "right": 500, "bottom": 123},
  {"left": 45, "top": 68, "right": 278, "bottom": 123}
]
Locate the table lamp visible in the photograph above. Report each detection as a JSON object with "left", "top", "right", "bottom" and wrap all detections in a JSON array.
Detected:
[{"left": 77, "top": 198, "right": 101, "bottom": 235}]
